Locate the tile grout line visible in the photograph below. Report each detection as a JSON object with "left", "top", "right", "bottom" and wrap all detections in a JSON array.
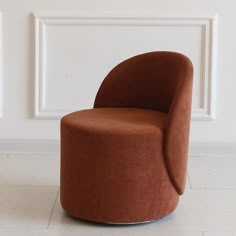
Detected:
[
  {"left": 47, "top": 186, "right": 59, "bottom": 229},
  {"left": 188, "top": 187, "right": 236, "bottom": 190},
  {"left": 187, "top": 171, "right": 193, "bottom": 189}
]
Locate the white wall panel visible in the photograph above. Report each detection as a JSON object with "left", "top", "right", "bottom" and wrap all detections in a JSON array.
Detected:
[
  {"left": 2, "top": 0, "right": 236, "bottom": 144},
  {"left": 34, "top": 14, "right": 217, "bottom": 120}
]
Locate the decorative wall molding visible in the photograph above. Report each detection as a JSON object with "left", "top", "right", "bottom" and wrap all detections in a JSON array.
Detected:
[
  {"left": 0, "top": 13, "right": 2, "bottom": 118},
  {"left": 192, "top": 14, "right": 218, "bottom": 121},
  {"left": 34, "top": 13, "right": 217, "bottom": 120}
]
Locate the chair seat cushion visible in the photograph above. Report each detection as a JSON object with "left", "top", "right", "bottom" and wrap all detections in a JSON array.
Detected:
[{"left": 61, "top": 107, "right": 167, "bottom": 135}]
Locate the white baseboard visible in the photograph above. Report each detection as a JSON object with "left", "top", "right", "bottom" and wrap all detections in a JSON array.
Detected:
[
  {"left": 189, "top": 142, "right": 236, "bottom": 157},
  {"left": 0, "top": 139, "right": 235, "bottom": 157},
  {"left": 0, "top": 139, "right": 59, "bottom": 154}
]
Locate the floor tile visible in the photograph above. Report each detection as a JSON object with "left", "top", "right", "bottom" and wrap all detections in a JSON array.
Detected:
[
  {"left": 0, "top": 153, "right": 8, "bottom": 158},
  {"left": 104, "top": 227, "right": 202, "bottom": 236},
  {"left": 49, "top": 195, "right": 105, "bottom": 232},
  {"left": 0, "top": 155, "right": 59, "bottom": 186},
  {"left": 39, "top": 229, "right": 202, "bottom": 236},
  {"left": 0, "top": 186, "right": 58, "bottom": 228},
  {"left": 36, "top": 228, "right": 104, "bottom": 236},
  {"left": 0, "top": 228, "right": 204, "bottom": 236},
  {"left": 0, "top": 229, "right": 45, "bottom": 236},
  {"left": 203, "top": 232, "right": 233, "bottom": 236},
  {"left": 0, "top": 228, "right": 102, "bottom": 236},
  {"left": 150, "top": 189, "right": 236, "bottom": 231},
  {"left": 188, "top": 156, "right": 236, "bottom": 189}
]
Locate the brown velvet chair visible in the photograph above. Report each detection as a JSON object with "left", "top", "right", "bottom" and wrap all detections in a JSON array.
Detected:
[{"left": 60, "top": 51, "right": 194, "bottom": 224}]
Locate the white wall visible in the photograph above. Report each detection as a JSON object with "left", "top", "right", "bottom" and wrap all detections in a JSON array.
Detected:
[{"left": 0, "top": 0, "right": 235, "bottom": 146}]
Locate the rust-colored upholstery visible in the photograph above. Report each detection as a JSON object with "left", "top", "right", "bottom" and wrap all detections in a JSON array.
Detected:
[{"left": 60, "top": 51, "right": 194, "bottom": 223}]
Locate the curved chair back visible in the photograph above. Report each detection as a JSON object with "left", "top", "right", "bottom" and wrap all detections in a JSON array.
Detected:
[{"left": 94, "top": 51, "right": 193, "bottom": 114}]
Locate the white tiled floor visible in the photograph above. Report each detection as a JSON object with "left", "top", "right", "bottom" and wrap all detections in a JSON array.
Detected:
[
  {"left": 0, "top": 154, "right": 59, "bottom": 186},
  {"left": 188, "top": 156, "right": 236, "bottom": 189},
  {"left": 0, "top": 186, "right": 58, "bottom": 229},
  {"left": 0, "top": 154, "right": 236, "bottom": 235},
  {"left": 203, "top": 232, "right": 234, "bottom": 236}
]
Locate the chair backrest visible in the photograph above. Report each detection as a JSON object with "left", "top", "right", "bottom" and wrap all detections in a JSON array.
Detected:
[{"left": 94, "top": 51, "right": 193, "bottom": 113}]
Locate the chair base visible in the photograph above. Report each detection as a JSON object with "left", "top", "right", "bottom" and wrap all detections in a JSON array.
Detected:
[
  {"left": 104, "top": 219, "right": 160, "bottom": 225},
  {"left": 61, "top": 196, "right": 179, "bottom": 225}
]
